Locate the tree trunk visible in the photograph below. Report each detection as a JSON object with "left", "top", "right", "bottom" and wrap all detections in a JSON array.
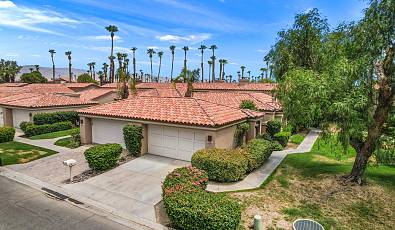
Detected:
[{"left": 345, "top": 46, "right": 394, "bottom": 184}]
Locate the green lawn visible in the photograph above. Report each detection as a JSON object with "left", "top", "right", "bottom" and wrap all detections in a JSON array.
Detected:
[
  {"left": 233, "top": 136, "right": 395, "bottom": 230},
  {"left": 0, "top": 141, "right": 57, "bottom": 165},
  {"left": 28, "top": 128, "right": 79, "bottom": 140},
  {"left": 54, "top": 137, "right": 79, "bottom": 149}
]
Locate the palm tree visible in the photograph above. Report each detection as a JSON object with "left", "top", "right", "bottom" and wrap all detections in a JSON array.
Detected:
[
  {"left": 147, "top": 49, "right": 155, "bottom": 82},
  {"left": 65, "top": 51, "right": 72, "bottom": 82},
  {"left": 92, "top": 62, "right": 96, "bottom": 80},
  {"left": 169, "top": 45, "right": 176, "bottom": 81},
  {"left": 210, "top": 55, "right": 216, "bottom": 82},
  {"left": 218, "top": 59, "right": 223, "bottom": 82},
  {"left": 222, "top": 59, "right": 228, "bottom": 80},
  {"left": 157, "top": 51, "right": 164, "bottom": 81},
  {"left": 247, "top": 70, "right": 251, "bottom": 79},
  {"left": 207, "top": 60, "right": 213, "bottom": 82},
  {"left": 108, "top": 56, "right": 115, "bottom": 82},
  {"left": 209, "top": 45, "right": 217, "bottom": 82},
  {"left": 124, "top": 58, "right": 129, "bottom": 76},
  {"left": 182, "top": 46, "right": 189, "bottom": 78},
  {"left": 260, "top": 67, "right": 267, "bottom": 79},
  {"left": 87, "top": 63, "right": 93, "bottom": 78},
  {"left": 237, "top": 71, "right": 241, "bottom": 80},
  {"left": 131, "top": 47, "right": 137, "bottom": 79},
  {"left": 48, "top": 49, "right": 56, "bottom": 81},
  {"left": 29, "top": 67, "right": 33, "bottom": 73},
  {"left": 198, "top": 45, "right": 207, "bottom": 82},
  {"left": 122, "top": 53, "right": 128, "bottom": 74},
  {"left": 102, "top": 63, "right": 108, "bottom": 82},
  {"left": 105, "top": 25, "right": 118, "bottom": 84},
  {"left": 34, "top": 65, "right": 40, "bottom": 72},
  {"left": 240, "top": 66, "right": 246, "bottom": 79},
  {"left": 97, "top": 71, "right": 104, "bottom": 85}
]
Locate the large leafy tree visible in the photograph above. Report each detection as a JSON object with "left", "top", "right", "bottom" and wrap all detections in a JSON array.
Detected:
[
  {"left": 267, "top": 1, "right": 395, "bottom": 183},
  {"left": 20, "top": 71, "right": 47, "bottom": 83},
  {"left": 0, "top": 59, "right": 22, "bottom": 83}
]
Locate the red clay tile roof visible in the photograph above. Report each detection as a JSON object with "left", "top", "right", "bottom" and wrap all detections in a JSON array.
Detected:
[
  {"left": 0, "top": 83, "right": 29, "bottom": 87},
  {"left": 79, "top": 88, "right": 115, "bottom": 101},
  {"left": 0, "top": 92, "right": 97, "bottom": 108},
  {"left": 21, "top": 84, "right": 76, "bottom": 94},
  {"left": 64, "top": 83, "right": 99, "bottom": 89},
  {"left": 192, "top": 82, "right": 277, "bottom": 92},
  {"left": 78, "top": 96, "right": 263, "bottom": 127},
  {"left": 193, "top": 91, "right": 282, "bottom": 112}
]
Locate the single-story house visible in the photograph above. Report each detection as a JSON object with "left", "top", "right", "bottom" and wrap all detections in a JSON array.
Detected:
[
  {"left": 0, "top": 92, "right": 97, "bottom": 128},
  {"left": 78, "top": 88, "right": 117, "bottom": 104},
  {"left": 78, "top": 96, "right": 265, "bottom": 161}
]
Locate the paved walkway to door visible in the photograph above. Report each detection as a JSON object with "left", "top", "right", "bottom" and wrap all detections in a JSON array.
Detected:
[
  {"left": 63, "top": 154, "right": 189, "bottom": 222},
  {"left": 206, "top": 128, "right": 321, "bottom": 192}
]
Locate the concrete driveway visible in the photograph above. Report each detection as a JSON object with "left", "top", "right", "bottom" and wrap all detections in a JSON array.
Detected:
[{"left": 63, "top": 154, "right": 189, "bottom": 222}]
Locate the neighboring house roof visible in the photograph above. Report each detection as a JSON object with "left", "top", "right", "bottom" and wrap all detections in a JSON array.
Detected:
[
  {"left": 192, "top": 82, "right": 277, "bottom": 92},
  {"left": 79, "top": 88, "right": 116, "bottom": 101},
  {"left": 64, "top": 83, "right": 99, "bottom": 91},
  {"left": 0, "top": 83, "right": 29, "bottom": 87},
  {"left": 193, "top": 91, "right": 282, "bottom": 112},
  {"left": 78, "top": 96, "right": 263, "bottom": 127},
  {"left": 21, "top": 84, "right": 76, "bottom": 94},
  {"left": 0, "top": 92, "right": 97, "bottom": 108}
]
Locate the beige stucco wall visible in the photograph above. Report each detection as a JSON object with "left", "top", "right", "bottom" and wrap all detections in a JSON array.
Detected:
[
  {"left": 2, "top": 107, "right": 13, "bottom": 127},
  {"left": 213, "top": 125, "right": 237, "bottom": 149},
  {"left": 80, "top": 116, "right": 92, "bottom": 144}
]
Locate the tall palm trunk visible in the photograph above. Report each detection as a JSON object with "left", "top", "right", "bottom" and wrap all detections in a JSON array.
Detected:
[
  {"left": 200, "top": 51, "right": 204, "bottom": 82},
  {"left": 219, "top": 61, "right": 223, "bottom": 82},
  {"left": 132, "top": 51, "right": 136, "bottom": 80},
  {"left": 208, "top": 62, "right": 212, "bottom": 82},
  {"left": 150, "top": 57, "right": 153, "bottom": 82},
  {"left": 110, "top": 34, "right": 115, "bottom": 82},
  {"left": 68, "top": 57, "right": 72, "bottom": 82},
  {"left": 171, "top": 52, "right": 175, "bottom": 81},
  {"left": 51, "top": 56, "right": 55, "bottom": 81},
  {"left": 157, "top": 58, "right": 162, "bottom": 82}
]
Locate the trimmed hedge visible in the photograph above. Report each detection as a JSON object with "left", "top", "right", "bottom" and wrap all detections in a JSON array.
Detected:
[
  {"left": 274, "top": 131, "right": 292, "bottom": 147},
  {"left": 271, "top": 141, "right": 284, "bottom": 151},
  {"left": 192, "top": 148, "right": 248, "bottom": 182},
  {"left": 123, "top": 125, "right": 143, "bottom": 156},
  {"left": 267, "top": 119, "right": 282, "bottom": 137},
  {"left": 243, "top": 139, "right": 273, "bottom": 172},
  {"left": 33, "top": 111, "right": 78, "bottom": 125},
  {"left": 163, "top": 166, "right": 241, "bottom": 230},
  {"left": 24, "top": 121, "right": 73, "bottom": 137},
  {"left": 20, "top": 121, "right": 33, "bottom": 133},
  {"left": 0, "top": 127, "right": 15, "bottom": 143},
  {"left": 84, "top": 144, "right": 122, "bottom": 171}
]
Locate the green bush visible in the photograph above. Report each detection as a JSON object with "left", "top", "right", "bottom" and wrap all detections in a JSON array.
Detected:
[
  {"left": 271, "top": 141, "right": 284, "bottom": 151},
  {"left": 84, "top": 144, "right": 122, "bottom": 171},
  {"left": 33, "top": 111, "right": 78, "bottom": 125},
  {"left": 24, "top": 121, "right": 73, "bottom": 137},
  {"left": 374, "top": 149, "right": 395, "bottom": 166},
  {"left": 123, "top": 125, "right": 143, "bottom": 156},
  {"left": 234, "top": 122, "right": 250, "bottom": 147},
  {"left": 77, "top": 73, "right": 97, "bottom": 83},
  {"left": 192, "top": 148, "right": 248, "bottom": 182},
  {"left": 274, "top": 131, "right": 292, "bottom": 147},
  {"left": 283, "top": 123, "right": 295, "bottom": 133},
  {"left": 239, "top": 100, "right": 257, "bottom": 110},
  {"left": 290, "top": 134, "right": 305, "bottom": 144},
  {"left": 20, "top": 121, "right": 33, "bottom": 133},
  {"left": 0, "top": 127, "right": 15, "bottom": 143},
  {"left": 162, "top": 167, "right": 241, "bottom": 230},
  {"left": 243, "top": 139, "right": 273, "bottom": 172},
  {"left": 70, "top": 129, "right": 81, "bottom": 147},
  {"left": 164, "top": 190, "right": 241, "bottom": 230},
  {"left": 257, "top": 133, "right": 272, "bottom": 141},
  {"left": 267, "top": 119, "right": 282, "bottom": 137}
]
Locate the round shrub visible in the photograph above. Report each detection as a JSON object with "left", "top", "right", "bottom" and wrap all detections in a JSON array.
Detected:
[
  {"left": 84, "top": 144, "right": 122, "bottom": 171},
  {"left": 162, "top": 166, "right": 208, "bottom": 196},
  {"left": 20, "top": 121, "right": 33, "bottom": 133},
  {"left": 243, "top": 139, "right": 273, "bottom": 172},
  {"left": 271, "top": 141, "right": 284, "bottom": 151},
  {"left": 274, "top": 131, "right": 292, "bottom": 147},
  {"left": 267, "top": 119, "right": 282, "bottom": 137},
  {"left": 163, "top": 190, "right": 241, "bottom": 230},
  {"left": 0, "top": 127, "right": 15, "bottom": 143},
  {"left": 192, "top": 148, "right": 248, "bottom": 182}
]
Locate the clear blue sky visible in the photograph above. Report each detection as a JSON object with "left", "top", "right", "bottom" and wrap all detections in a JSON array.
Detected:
[{"left": 0, "top": 0, "right": 367, "bottom": 79}]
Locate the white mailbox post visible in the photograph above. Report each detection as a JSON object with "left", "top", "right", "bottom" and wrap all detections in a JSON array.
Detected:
[{"left": 63, "top": 159, "right": 77, "bottom": 182}]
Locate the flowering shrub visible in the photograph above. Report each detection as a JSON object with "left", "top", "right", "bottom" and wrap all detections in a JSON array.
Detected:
[{"left": 162, "top": 166, "right": 241, "bottom": 230}]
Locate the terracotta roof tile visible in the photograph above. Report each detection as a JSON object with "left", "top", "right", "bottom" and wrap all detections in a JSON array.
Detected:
[
  {"left": 0, "top": 83, "right": 29, "bottom": 87},
  {"left": 79, "top": 88, "right": 115, "bottom": 101},
  {"left": 22, "top": 84, "right": 76, "bottom": 94},
  {"left": 64, "top": 83, "right": 99, "bottom": 89},
  {"left": 0, "top": 92, "right": 97, "bottom": 108},
  {"left": 78, "top": 97, "right": 260, "bottom": 127}
]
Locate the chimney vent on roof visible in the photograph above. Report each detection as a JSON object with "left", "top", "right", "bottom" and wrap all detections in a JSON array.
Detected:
[{"left": 238, "top": 79, "right": 250, "bottom": 86}]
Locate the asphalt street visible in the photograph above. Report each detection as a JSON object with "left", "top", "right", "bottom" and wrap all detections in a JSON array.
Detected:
[{"left": 0, "top": 175, "right": 133, "bottom": 230}]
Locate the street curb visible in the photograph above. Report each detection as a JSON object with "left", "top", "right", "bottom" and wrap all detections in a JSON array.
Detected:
[{"left": 0, "top": 167, "right": 169, "bottom": 230}]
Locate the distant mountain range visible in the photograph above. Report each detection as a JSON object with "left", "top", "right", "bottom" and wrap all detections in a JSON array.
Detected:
[{"left": 17, "top": 65, "right": 87, "bottom": 81}]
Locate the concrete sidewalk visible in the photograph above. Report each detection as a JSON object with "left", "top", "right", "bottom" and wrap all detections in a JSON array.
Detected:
[{"left": 207, "top": 128, "right": 321, "bottom": 192}]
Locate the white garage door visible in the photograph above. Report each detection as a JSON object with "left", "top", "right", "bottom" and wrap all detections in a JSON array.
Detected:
[
  {"left": 92, "top": 118, "right": 128, "bottom": 148},
  {"left": 148, "top": 125, "right": 206, "bottom": 161},
  {"left": 13, "top": 109, "right": 31, "bottom": 128}
]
